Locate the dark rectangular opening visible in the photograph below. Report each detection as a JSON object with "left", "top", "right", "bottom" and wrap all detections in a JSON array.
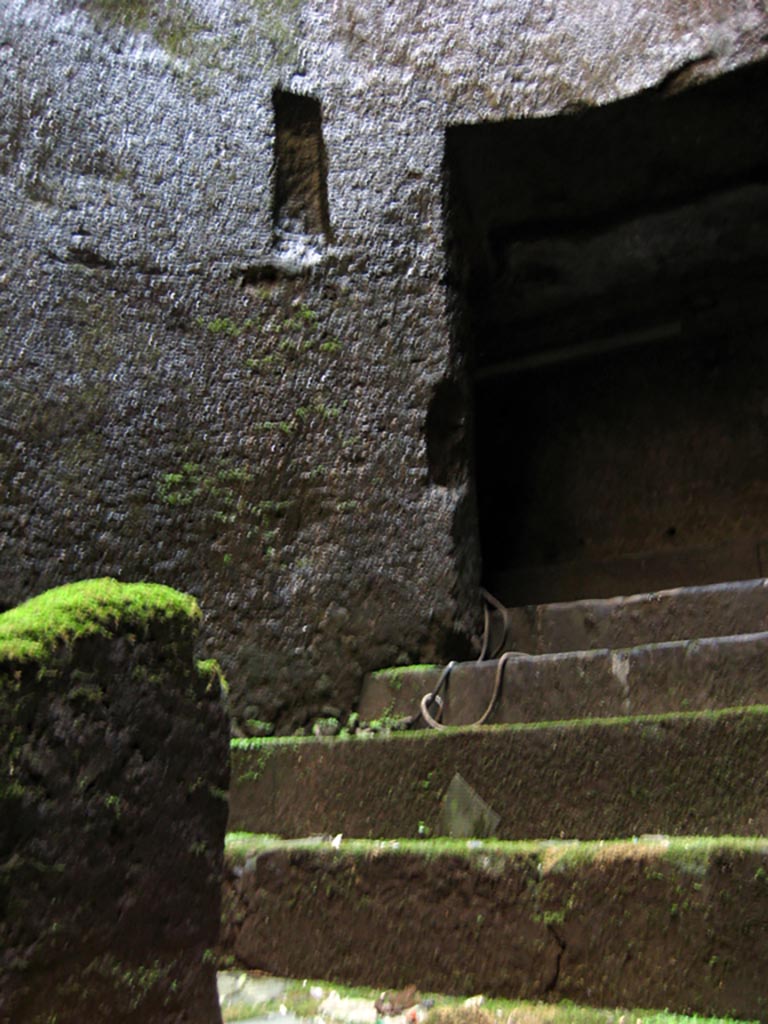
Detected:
[
  {"left": 445, "top": 59, "right": 768, "bottom": 604},
  {"left": 272, "top": 90, "right": 331, "bottom": 243}
]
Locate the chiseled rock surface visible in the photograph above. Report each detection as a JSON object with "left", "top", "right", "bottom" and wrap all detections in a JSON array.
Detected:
[
  {"left": 0, "top": 579, "right": 230, "bottom": 1024},
  {"left": 221, "top": 835, "right": 768, "bottom": 1020},
  {"left": 228, "top": 706, "right": 768, "bottom": 840},
  {"left": 2, "top": 1, "right": 768, "bottom": 730},
  {"left": 358, "top": 631, "right": 768, "bottom": 727}
]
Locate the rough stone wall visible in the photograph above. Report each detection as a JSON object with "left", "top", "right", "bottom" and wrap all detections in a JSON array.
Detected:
[
  {"left": 2, "top": 0, "right": 767, "bottom": 730},
  {"left": 0, "top": 579, "right": 229, "bottom": 1024}
]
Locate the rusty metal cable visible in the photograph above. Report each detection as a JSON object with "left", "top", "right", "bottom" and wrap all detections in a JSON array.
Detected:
[
  {"left": 418, "top": 590, "right": 520, "bottom": 731},
  {"left": 478, "top": 587, "right": 510, "bottom": 660},
  {"left": 419, "top": 650, "right": 519, "bottom": 731}
]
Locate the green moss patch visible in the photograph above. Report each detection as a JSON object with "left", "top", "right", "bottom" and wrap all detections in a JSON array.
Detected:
[
  {"left": 233, "top": 704, "right": 768, "bottom": 751},
  {"left": 197, "top": 657, "right": 229, "bottom": 695},
  {"left": 370, "top": 664, "right": 441, "bottom": 679},
  {"left": 0, "top": 577, "right": 200, "bottom": 666},
  {"left": 224, "top": 832, "right": 768, "bottom": 869}
]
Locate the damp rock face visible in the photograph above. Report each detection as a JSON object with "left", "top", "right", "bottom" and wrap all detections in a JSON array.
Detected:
[
  {"left": 3, "top": 2, "right": 768, "bottom": 730},
  {"left": 0, "top": 579, "right": 229, "bottom": 1024}
]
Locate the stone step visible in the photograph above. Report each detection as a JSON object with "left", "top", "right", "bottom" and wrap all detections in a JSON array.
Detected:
[
  {"left": 498, "top": 577, "right": 768, "bottom": 654},
  {"left": 359, "top": 630, "right": 768, "bottom": 727},
  {"left": 228, "top": 705, "right": 768, "bottom": 840},
  {"left": 221, "top": 833, "right": 768, "bottom": 1022}
]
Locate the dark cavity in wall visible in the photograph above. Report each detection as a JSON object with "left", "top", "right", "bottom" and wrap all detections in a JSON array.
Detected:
[
  {"left": 444, "top": 58, "right": 768, "bottom": 605},
  {"left": 272, "top": 89, "right": 331, "bottom": 242}
]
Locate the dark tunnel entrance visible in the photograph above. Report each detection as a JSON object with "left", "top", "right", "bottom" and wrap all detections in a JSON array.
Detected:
[{"left": 445, "top": 59, "right": 768, "bottom": 606}]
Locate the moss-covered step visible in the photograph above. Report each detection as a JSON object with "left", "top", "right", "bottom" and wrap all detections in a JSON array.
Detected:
[
  {"left": 230, "top": 706, "right": 768, "bottom": 840},
  {"left": 359, "top": 630, "right": 768, "bottom": 727},
  {"left": 0, "top": 578, "right": 229, "bottom": 1024},
  {"left": 221, "top": 834, "right": 768, "bottom": 1022},
  {"left": 502, "top": 578, "right": 768, "bottom": 655}
]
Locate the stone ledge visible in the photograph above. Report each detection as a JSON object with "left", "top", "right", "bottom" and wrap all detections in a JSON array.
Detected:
[
  {"left": 229, "top": 706, "right": 768, "bottom": 840},
  {"left": 221, "top": 834, "right": 768, "bottom": 1021},
  {"left": 359, "top": 630, "right": 768, "bottom": 726},
  {"left": 503, "top": 578, "right": 768, "bottom": 655}
]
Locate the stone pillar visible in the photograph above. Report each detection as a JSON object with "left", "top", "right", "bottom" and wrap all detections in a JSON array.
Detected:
[{"left": 0, "top": 578, "right": 230, "bottom": 1024}]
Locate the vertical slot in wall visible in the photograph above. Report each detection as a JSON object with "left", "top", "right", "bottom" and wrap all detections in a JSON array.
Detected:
[{"left": 272, "top": 90, "right": 331, "bottom": 243}]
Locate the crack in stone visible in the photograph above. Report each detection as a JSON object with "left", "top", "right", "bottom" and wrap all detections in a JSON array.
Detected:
[{"left": 544, "top": 923, "right": 566, "bottom": 994}]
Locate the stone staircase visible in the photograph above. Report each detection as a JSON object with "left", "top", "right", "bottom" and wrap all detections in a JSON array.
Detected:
[
  {"left": 221, "top": 579, "right": 768, "bottom": 1022},
  {"left": 358, "top": 578, "right": 768, "bottom": 727}
]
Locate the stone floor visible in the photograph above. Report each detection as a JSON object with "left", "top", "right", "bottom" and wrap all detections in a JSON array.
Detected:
[{"left": 217, "top": 973, "right": 429, "bottom": 1024}]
